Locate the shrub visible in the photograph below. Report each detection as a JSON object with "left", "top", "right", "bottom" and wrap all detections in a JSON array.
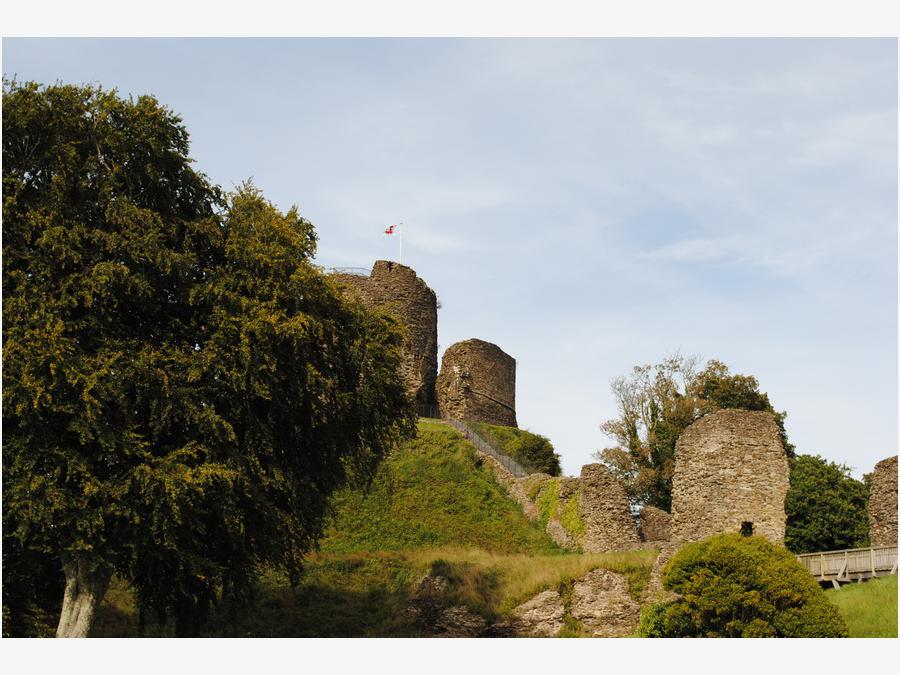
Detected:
[
  {"left": 471, "top": 423, "right": 562, "bottom": 476},
  {"left": 640, "top": 533, "right": 849, "bottom": 637}
]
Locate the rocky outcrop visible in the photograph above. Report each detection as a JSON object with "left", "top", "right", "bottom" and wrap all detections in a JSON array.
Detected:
[
  {"left": 332, "top": 261, "right": 438, "bottom": 410},
  {"left": 868, "top": 455, "right": 898, "bottom": 546},
  {"left": 404, "top": 574, "right": 488, "bottom": 637},
  {"left": 570, "top": 569, "right": 641, "bottom": 637},
  {"left": 671, "top": 410, "right": 789, "bottom": 543},
  {"left": 510, "top": 590, "right": 565, "bottom": 637},
  {"left": 579, "top": 464, "right": 641, "bottom": 552},
  {"left": 436, "top": 339, "right": 517, "bottom": 427},
  {"left": 639, "top": 506, "right": 672, "bottom": 543}
]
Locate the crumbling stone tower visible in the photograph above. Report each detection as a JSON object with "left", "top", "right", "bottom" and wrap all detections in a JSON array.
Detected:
[
  {"left": 868, "top": 455, "right": 898, "bottom": 545},
  {"left": 578, "top": 464, "right": 641, "bottom": 552},
  {"left": 332, "top": 261, "right": 438, "bottom": 411},
  {"left": 436, "top": 338, "right": 517, "bottom": 427},
  {"left": 671, "top": 409, "right": 789, "bottom": 543}
]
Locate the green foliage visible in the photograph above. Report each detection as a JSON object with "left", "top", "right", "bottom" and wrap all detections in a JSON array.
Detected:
[
  {"left": 597, "top": 355, "right": 792, "bottom": 510},
  {"left": 559, "top": 491, "right": 586, "bottom": 538},
  {"left": 645, "top": 534, "right": 849, "bottom": 637},
  {"left": 536, "top": 480, "right": 560, "bottom": 531},
  {"left": 785, "top": 455, "right": 870, "bottom": 554},
  {"left": 637, "top": 601, "right": 671, "bottom": 638},
  {"left": 825, "top": 575, "right": 897, "bottom": 638},
  {"left": 471, "top": 422, "right": 562, "bottom": 476},
  {"left": 2, "top": 80, "right": 415, "bottom": 636},
  {"left": 320, "top": 421, "right": 561, "bottom": 555}
]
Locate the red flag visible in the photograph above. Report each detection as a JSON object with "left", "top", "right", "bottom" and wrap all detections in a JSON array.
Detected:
[{"left": 384, "top": 224, "right": 396, "bottom": 235}]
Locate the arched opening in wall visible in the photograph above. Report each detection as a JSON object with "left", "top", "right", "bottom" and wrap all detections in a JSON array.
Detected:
[{"left": 740, "top": 521, "right": 753, "bottom": 537}]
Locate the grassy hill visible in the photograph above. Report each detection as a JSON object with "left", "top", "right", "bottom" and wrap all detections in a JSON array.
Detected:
[
  {"left": 92, "top": 419, "right": 655, "bottom": 637},
  {"left": 825, "top": 575, "right": 898, "bottom": 638},
  {"left": 320, "top": 419, "right": 561, "bottom": 554}
]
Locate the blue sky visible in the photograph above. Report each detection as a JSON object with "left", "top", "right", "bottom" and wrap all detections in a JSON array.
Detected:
[{"left": 4, "top": 38, "right": 897, "bottom": 478}]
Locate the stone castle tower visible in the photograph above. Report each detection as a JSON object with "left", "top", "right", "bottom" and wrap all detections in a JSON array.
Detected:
[
  {"left": 868, "top": 455, "right": 898, "bottom": 546},
  {"left": 331, "top": 261, "right": 438, "bottom": 411},
  {"left": 670, "top": 409, "right": 789, "bottom": 543},
  {"left": 435, "top": 338, "right": 517, "bottom": 427}
]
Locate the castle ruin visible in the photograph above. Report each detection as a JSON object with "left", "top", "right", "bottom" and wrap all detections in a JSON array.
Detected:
[
  {"left": 868, "top": 454, "right": 898, "bottom": 546},
  {"left": 670, "top": 409, "right": 789, "bottom": 543},
  {"left": 332, "top": 261, "right": 438, "bottom": 411},
  {"left": 436, "top": 339, "right": 517, "bottom": 427}
]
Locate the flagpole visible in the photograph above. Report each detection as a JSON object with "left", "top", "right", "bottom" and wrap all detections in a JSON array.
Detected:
[{"left": 399, "top": 222, "right": 403, "bottom": 265}]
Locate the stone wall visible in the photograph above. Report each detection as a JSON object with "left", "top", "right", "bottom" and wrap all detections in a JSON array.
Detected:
[
  {"left": 579, "top": 464, "right": 641, "bottom": 552},
  {"left": 332, "top": 260, "right": 438, "bottom": 408},
  {"left": 671, "top": 409, "right": 789, "bottom": 543},
  {"left": 436, "top": 339, "right": 517, "bottom": 427},
  {"left": 868, "top": 455, "right": 898, "bottom": 546},
  {"left": 639, "top": 506, "right": 671, "bottom": 543}
]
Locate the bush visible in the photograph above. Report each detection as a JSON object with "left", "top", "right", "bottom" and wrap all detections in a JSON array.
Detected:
[
  {"left": 639, "top": 533, "right": 849, "bottom": 637},
  {"left": 471, "top": 423, "right": 562, "bottom": 476}
]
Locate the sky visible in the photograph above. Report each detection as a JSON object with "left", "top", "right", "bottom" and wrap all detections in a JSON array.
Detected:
[{"left": 3, "top": 38, "right": 897, "bottom": 478}]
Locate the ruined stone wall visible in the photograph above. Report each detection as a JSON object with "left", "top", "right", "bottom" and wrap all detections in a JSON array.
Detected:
[
  {"left": 578, "top": 464, "right": 641, "bottom": 552},
  {"left": 639, "top": 506, "right": 671, "bottom": 543},
  {"left": 436, "top": 339, "right": 517, "bottom": 427},
  {"left": 671, "top": 409, "right": 789, "bottom": 543},
  {"left": 332, "top": 260, "right": 437, "bottom": 408},
  {"left": 868, "top": 455, "right": 898, "bottom": 545}
]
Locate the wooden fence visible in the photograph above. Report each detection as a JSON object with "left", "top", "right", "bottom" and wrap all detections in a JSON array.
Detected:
[{"left": 796, "top": 545, "right": 897, "bottom": 588}]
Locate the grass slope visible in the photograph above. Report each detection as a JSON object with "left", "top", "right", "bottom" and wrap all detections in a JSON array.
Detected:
[
  {"left": 825, "top": 575, "right": 898, "bottom": 638},
  {"left": 469, "top": 421, "right": 561, "bottom": 476},
  {"left": 92, "top": 420, "right": 656, "bottom": 636},
  {"left": 320, "top": 419, "right": 560, "bottom": 554}
]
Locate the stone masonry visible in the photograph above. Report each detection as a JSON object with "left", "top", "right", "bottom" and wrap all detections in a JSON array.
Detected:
[
  {"left": 332, "top": 261, "right": 438, "bottom": 409},
  {"left": 868, "top": 455, "right": 898, "bottom": 546},
  {"left": 578, "top": 464, "right": 641, "bottom": 552},
  {"left": 671, "top": 409, "right": 789, "bottom": 543},
  {"left": 436, "top": 339, "right": 517, "bottom": 427},
  {"left": 639, "top": 505, "right": 671, "bottom": 543}
]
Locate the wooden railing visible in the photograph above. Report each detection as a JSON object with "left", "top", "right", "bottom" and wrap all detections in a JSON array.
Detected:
[{"left": 796, "top": 545, "right": 897, "bottom": 586}]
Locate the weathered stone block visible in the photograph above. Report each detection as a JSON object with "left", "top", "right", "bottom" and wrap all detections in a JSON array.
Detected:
[
  {"left": 671, "top": 409, "right": 789, "bottom": 543},
  {"left": 570, "top": 569, "right": 641, "bottom": 637},
  {"left": 436, "top": 338, "right": 517, "bottom": 427},
  {"left": 578, "top": 464, "right": 640, "bottom": 552},
  {"left": 639, "top": 505, "right": 671, "bottom": 543},
  {"left": 868, "top": 455, "right": 898, "bottom": 546}
]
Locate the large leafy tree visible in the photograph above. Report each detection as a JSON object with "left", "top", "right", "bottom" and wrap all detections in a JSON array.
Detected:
[
  {"left": 2, "top": 81, "right": 416, "bottom": 637},
  {"left": 784, "top": 455, "right": 869, "bottom": 554},
  {"left": 596, "top": 355, "right": 791, "bottom": 510}
]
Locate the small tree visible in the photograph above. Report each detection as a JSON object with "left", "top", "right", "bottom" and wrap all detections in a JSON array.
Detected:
[
  {"left": 596, "top": 355, "right": 791, "bottom": 510},
  {"left": 2, "top": 81, "right": 416, "bottom": 637},
  {"left": 640, "top": 533, "right": 848, "bottom": 637},
  {"left": 784, "top": 455, "right": 869, "bottom": 554}
]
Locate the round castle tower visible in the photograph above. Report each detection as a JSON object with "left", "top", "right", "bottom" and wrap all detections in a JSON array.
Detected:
[
  {"left": 331, "top": 260, "right": 438, "bottom": 411},
  {"left": 436, "top": 338, "right": 517, "bottom": 427}
]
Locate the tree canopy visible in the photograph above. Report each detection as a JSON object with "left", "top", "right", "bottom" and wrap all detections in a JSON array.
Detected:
[
  {"left": 2, "top": 80, "right": 416, "bottom": 637},
  {"left": 596, "top": 355, "right": 792, "bottom": 510},
  {"left": 784, "top": 454, "right": 870, "bottom": 554}
]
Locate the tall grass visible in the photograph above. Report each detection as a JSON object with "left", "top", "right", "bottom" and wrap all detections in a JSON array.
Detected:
[{"left": 825, "top": 574, "right": 897, "bottom": 638}]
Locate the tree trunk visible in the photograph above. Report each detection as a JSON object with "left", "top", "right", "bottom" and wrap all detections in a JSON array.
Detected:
[{"left": 55, "top": 555, "right": 111, "bottom": 638}]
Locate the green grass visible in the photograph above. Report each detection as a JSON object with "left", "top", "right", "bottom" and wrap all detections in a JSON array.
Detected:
[
  {"left": 469, "top": 422, "right": 562, "bottom": 476},
  {"left": 90, "top": 420, "right": 655, "bottom": 637},
  {"left": 92, "top": 547, "right": 656, "bottom": 637},
  {"left": 825, "top": 574, "right": 898, "bottom": 638},
  {"left": 320, "top": 419, "right": 561, "bottom": 555}
]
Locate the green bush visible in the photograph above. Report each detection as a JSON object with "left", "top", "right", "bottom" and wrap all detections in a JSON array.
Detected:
[
  {"left": 640, "top": 533, "right": 849, "bottom": 637},
  {"left": 471, "top": 423, "right": 562, "bottom": 476}
]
